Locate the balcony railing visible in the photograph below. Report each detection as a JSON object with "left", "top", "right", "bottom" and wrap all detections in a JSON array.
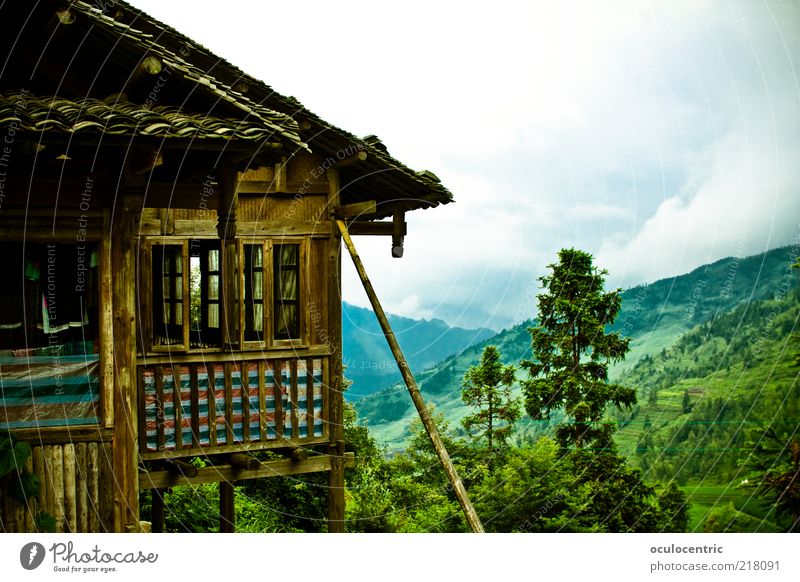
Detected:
[{"left": 137, "top": 356, "right": 326, "bottom": 458}]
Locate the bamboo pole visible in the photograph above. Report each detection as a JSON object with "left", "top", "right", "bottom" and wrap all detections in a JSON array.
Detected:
[{"left": 335, "top": 220, "right": 484, "bottom": 533}]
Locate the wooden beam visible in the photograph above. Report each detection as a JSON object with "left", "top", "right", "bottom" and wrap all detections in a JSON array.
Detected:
[
  {"left": 347, "top": 220, "right": 406, "bottom": 236},
  {"left": 139, "top": 453, "right": 355, "bottom": 489},
  {"left": 138, "top": 436, "right": 330, "bottom": 461},
  {"left": 8, "top": 427, "right": 114, "bottom": 445},
  {"left": 163, "top": 459, "right": 199, "bottom": 478},
  {"left": 230, "top": 453, "right": 260, "bottom": 471},
  {"left": 336, "top": 219, "right": 484, "bottom": 533},
  {"left": 335, "top": 150, "right": 368, "bottom": 169},
  {"left": 333, "top": 200, "right": 376, "bottom": 219}
]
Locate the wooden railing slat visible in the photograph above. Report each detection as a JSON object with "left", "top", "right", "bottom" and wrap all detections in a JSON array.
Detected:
[
  {"left": 258, "top": 361, "right": 267, "bottom": 442},
  {"left": 155, "top": 367, "right": 165, "bottom": 452},
  {"left": 274, "top": 359, "right": 284, "bottom": 439},
  {"left": 190, "top": 365, "right": 200, "bottom": 448},
  {"left": 241, "top": 363, "right": 250, "bottom": 443},
  {"left": 290, "top": 359, "right": 299, "bottom": 441}
]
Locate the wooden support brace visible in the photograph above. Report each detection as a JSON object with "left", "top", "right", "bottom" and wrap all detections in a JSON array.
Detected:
[
  {"left": 273, "top": 444, "right": 308, "bottom": 462},
  {"left": 230, "top": 453, "right": 261, "bottom": 471},
  {"left": 336, "top": 219, "right": 484, "bottom": 533},
  {"left": 163, "top": 459, "right": 198, "bottom": 478}
]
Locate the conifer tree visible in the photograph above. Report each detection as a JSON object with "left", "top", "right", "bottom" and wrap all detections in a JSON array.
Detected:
[
  {"left": 521, "top": 248, "right": 635, "bottom": 449},
  {"left": 461, "top": 346, "right": 520, "bottom": 465}
]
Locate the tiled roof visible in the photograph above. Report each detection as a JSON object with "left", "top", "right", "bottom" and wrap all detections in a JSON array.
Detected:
[
  {"left": 70, "top": 1, "right": 453, "bottom": 209},
  {"left": 0, "top": 91, "right": 302, "bottom": 145},
  {"left": 68, "top": 1, "right": 306, "bottom": 149}
]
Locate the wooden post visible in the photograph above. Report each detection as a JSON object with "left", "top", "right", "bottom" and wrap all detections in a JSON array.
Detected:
[
  {"left": 219, "top": 481, "right": 235, "bottom": 533},
  {"left": 326, "top": 169, "right": 345, "bottom": 533},
  {"left": 111, "top": 193, "right": 143, "bottom": 532},
  {"left": 151, "top": 489, "right": 165, "bottom": 533},
  {"left": 336, "top": 219, "right": 485, "bottom": 533}
]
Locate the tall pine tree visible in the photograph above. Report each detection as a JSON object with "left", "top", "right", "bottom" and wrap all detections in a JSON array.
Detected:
[{"left": 521, "top": 248, "right": 635, "bottom": 450}]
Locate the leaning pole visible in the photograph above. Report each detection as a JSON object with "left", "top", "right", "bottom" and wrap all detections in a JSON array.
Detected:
[{"left": 336, "top": 219, "right": 484, "bottom": 533}]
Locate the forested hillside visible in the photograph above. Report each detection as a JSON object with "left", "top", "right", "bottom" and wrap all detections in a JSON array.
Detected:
[{"left": 357, "top": 246, "right": 800, "bottom": 451}]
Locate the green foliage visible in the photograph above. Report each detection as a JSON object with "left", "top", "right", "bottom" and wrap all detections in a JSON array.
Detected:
[
  {"left": 461, "top": 345, "right": 520, "bottom": 463},
  {"left": 521, "top": 248, "right": 635, "bottom": 450},
  {"left": 0, "top": 432, "right": 56, "bottom": 532}
]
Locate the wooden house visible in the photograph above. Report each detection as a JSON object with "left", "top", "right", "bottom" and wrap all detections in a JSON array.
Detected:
[{"left": 0, "top": 0, "right": 452, "bottom": 533}]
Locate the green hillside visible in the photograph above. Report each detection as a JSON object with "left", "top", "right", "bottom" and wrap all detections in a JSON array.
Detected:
[
  {"left": 616, "top": 288, "right": 799, "bottom": 531},
  {"left": 356, "top": 246, "right": 800, "bottom": 452},
  {"left": 342, "top": 302, "right": 495, "bottom": 400}
]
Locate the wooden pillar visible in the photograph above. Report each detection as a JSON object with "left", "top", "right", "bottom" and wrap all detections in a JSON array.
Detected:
[
  {"left": 219, "top": 481, "right": 235, "bottom": 533},
  {"left": 151, "top": 489, "right": 165, "bottom": 533},
  {"left": 326, "top": 168, "right": 345, "bottom": 533},
  {"left": 111, "top": 193, "right": 143, "bottom": 532}
]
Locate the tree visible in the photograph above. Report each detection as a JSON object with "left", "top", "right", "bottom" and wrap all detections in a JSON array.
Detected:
[
  {"left": 461, "top": 345, "right": 520, "bottom": 465},
  {"left": 521, "top": 248, "right": 636, "bottom": 450},
  {"left": 682, "top": 389, "right": 692, "bottom": 414}
]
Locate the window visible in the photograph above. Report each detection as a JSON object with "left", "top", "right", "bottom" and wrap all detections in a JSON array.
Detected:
[
  {"left": 146, "top": 238, "right": 303, "bottom": 351},
  {"left": 274, "top": 244, "right": 300, "bottom": 340},
  {"left": 152, "top": 240, "right": 221, "bottom": 350},
  {"left": 190, "top": 241, "right": 221, "bottom": 349},
  {"left": 152, "top": 243, "right": 185, "bottom": 347},
  {"left": 243, "top": 243, "right": 267, "bottom": 342}
]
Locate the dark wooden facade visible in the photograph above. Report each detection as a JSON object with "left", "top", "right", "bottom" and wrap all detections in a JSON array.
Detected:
[{"left": 0, "top": 1, "right": 451, "bottom": 533}]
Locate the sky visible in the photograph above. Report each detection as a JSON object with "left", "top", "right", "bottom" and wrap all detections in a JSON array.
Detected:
[{"left": 129, "top": 0, "right": 800, "bottom": 331}]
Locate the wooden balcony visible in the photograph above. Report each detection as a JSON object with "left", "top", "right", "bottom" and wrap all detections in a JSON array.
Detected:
[{"left": 137, "top": 356, "right": 328, "bottom": 460}]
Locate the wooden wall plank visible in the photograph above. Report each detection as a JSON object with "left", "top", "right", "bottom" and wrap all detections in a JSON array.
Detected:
[
  {"left": 32, "top": 446, "right": 47, "bottom": 529},
  {"left": 87, "top": 443, "right": 100, "bottom": 532},
  {"left": 99, "top": 442, "right": 114, "bottom": 532},
  {"left": 23, "top": 454, "right": 35, "bottom": 532},
  {"left": 51, "top": 445, "right": 65, "bottom": 533},
  {"left": 76, "top": 442, "right": 89, "bottom": 533},
  {"left": 63, "top": 444, "right": 77, "bottom": 532}
]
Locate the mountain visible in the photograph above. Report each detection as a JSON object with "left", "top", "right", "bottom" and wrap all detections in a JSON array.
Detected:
[
  {"left": 356, "top": 245, "right": 800, "bottom": 451},
  {"left": 341, "top": 302, "right": 495, "bottom": 400}
]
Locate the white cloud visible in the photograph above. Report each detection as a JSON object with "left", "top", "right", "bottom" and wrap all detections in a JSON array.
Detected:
[{"left": 128, "top": 0, "right": 800, "bottom": 329}]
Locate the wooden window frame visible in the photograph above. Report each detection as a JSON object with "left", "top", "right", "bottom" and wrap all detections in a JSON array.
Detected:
[
  {"left": 272, "top": 241, "right": 305, "bottom": 346},
  {"left": 143, "top": 236, "right": 307, "bottom": 354}
]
